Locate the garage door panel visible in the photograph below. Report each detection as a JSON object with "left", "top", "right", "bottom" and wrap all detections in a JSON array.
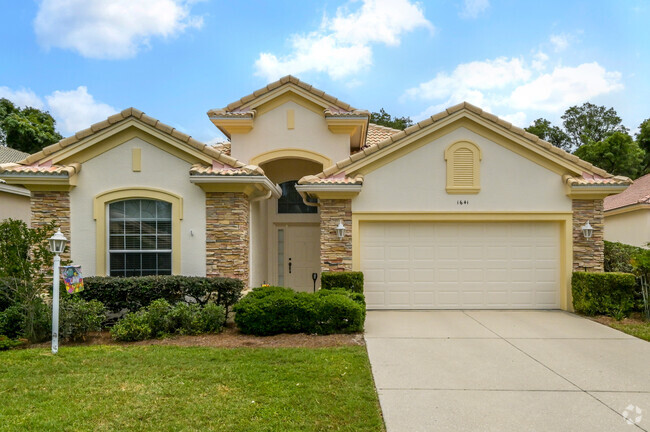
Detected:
[{"left": 361, "top": 221, "right": 561, "bottom": 310}]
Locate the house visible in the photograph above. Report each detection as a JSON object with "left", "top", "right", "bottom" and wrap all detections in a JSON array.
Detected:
[
  {"left": 0, "top": 146, "right": 30, "bottom": 222},
  {"left": 0, "top": 76, "right": 631, "bottom": 311},
  {"left": 604, "top": 173, "right": 650, "bottom": 248}
]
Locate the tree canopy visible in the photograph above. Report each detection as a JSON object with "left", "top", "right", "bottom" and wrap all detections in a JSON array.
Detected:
[
  {"left": 574, "top": 131, "right": 644, "bottom": 179},
  {"left": 0, "top": 98, "right": 62, "bottom": 154},
  {"left": 636, "top": 118, "right": 650, "bottom": 173},
  {"left": 370, "top": 108, "right": 413, "bottom": 130},
  {"left": 525, "top": 118, "right": 571, "bottom": 152},
  {"left": 561, "top": 102, "right": 628, "bottom": 150}
]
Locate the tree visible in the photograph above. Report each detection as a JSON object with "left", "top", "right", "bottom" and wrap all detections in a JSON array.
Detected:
[
  {"left": 525, "top": 118, "right": 571, "bottom": 152},
  {"left": 370, "top": 108, "right": 413, "bottom": 130},
  {"left": 561, "top": 102, "right": 628, "bottom": 150},
  {"left": 0, "top": 98, "right": 62, "bottom": 154},
  {"left": 635, "top": 118, "right": 650, "bottom": 173},
  {"left": 574, "top": 132, "right": 644, "bottom": 179}
]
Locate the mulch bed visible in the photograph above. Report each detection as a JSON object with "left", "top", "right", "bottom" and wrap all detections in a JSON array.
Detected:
[
  {"left": 27, "top": 323, "right": 365, "bottom": 349},
  {"left": 591, "top": 313, "right": 647, "bottom": 327}
]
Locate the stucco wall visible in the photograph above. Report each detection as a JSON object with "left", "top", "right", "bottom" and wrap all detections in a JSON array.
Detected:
[
  {"left": 70, "top": 137, "right": 206, "bottom": 276},
  {"left": 352, "top": 127, "right": 572, "bottom": 212},
  {"left": 250, "top": 199, "right": 268, "bottom": 287},
  {"left": 605, "top": 210, "right": 650, "bottom": 248},
  {"left": 231, "top": 101, "right": 350, "bottom": 165},
  {"left": 0, "top": 190, "right": 30, "bottom": 222}
]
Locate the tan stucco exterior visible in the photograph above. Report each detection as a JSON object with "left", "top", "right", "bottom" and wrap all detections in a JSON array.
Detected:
[
  {"left": 0, "top": 189, "right": 30, "bottom": 222},
  {"left": 605, "top": 210, "right": 650, "bottom": 248}
]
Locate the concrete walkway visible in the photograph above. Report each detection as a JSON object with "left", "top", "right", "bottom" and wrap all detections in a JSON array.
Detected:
[{"left": 365, "top": 311, "right": 650, "bottom": 432}]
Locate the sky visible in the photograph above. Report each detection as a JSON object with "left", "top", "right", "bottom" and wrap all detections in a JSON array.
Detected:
[{"left": 0, "top": 0, "right": 648, "bottom": 144}]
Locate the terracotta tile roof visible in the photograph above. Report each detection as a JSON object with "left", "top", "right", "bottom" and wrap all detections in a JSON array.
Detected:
[
  {"left": 0, "top": 162, "right": 81, "bottom": 176},
  {"left": 212, "top": 141, "right": 231, "bottom": 156},
  {"left": 298, "top": 173, "right": 364, "bottom": 186},
  {"left": 208, "top": 75, "right": 359, "bottom": 116},
  {"left": 308, "top": 102, "right": 626, "bottom": 182},
  {"left": 364, "top": 123, "right": 402, "bottom": 148},
  {"left": 0, "top": 146, "right": 29, "bottom": 164},
  {"left": 5, "top": 108, "right": 249, "bottom": 171},
  {"left": 604, "top": 173, "right": 650, "bottom": 211},
  {"left": 323, "top": 107, "right": 370, "bottom": 117},
  {"left": 190, "top": 162, "right": 264, "bottom": 176},
  {"left": 565, "top": 173, "right": 631, "bottom": 186}
]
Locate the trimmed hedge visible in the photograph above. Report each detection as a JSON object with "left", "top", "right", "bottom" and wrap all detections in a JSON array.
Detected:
[
  {"left": 321, "top": 272, "right": 364, "bottom": 293},
  {"left": 79, "top": 276, "right": 243, "bottom": 316},
  {"left": 572, "top": 271, "right": 637, "bottom": 317},
  {"left": 604, "top": 241, "right": 644, "bottom": 273},
  {"left": 233, "top": 286, "right": 365, "bottom": 336}
]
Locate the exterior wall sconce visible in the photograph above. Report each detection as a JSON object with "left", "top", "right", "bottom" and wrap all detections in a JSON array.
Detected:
[
  {"left": 336, "top": 220, "right": 345, "bottom": 240},
  {"left": 581, "top": 221, "right": 593, "bottom": 239}
]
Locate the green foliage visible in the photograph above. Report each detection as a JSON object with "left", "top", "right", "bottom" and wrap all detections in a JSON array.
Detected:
[
  {"left": 636, "top": 118, "right": 650, "bottom": 172},
  {"left": 79, "top": 275, "right": 243, "bottom": 317},
  {"left": 110, "top": 300, "right": 225, "bottom": 342},
  {"left": 58, "top": 296, "right": 106, "bottom": 341},
  {"left": 562, "top": 102, "right": 628, "bottom": 150},
  {"left": 233, "top": 286, "right": 365, "bottom": 336},
  {"left": 0, "top": 335, "right": 23, "bottom": 350},
  {"left": 370, "top": 108, "right": 413, "bottom": 130},
  {"left": 525, "top": 118, "right": 571, "bottom": 151},
  {"left": 604, "top": 241, "right": 644, "bottom": 273},
  {"left": 572, "top": 272, "right": 637, "bottom": 317},
  {"left": 0, "top": 305, "right": 24, "bottom": 339},
  {"left": 574, "top": 132, "right": 644, "bottom": 178},
  {"left": 0, "top": 98, "right": 63, "bottom": 153},
  {"left": 321, "top": 271, "right": 364, "bottom": 293}
]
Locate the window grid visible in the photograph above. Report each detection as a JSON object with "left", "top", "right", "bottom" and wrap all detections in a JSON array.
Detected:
[{"left": 277, "top": 180, "right": 317, "bottom": 214}]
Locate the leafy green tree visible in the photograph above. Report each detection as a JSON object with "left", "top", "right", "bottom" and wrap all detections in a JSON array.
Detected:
[
  {"left": 561, "top": 102, "right": 628, "bottom": 150},
  {"left": 525, "top": 118, "right": 571, "bottom": 151},
  {"left": 635, "top": 118, "right": 650, "bottom": 173},
  {"left": 370, "top": 108, "right": 413, "bottom": 130},
  {"left": 0, "top": 98, "right": 62, "bottom": 154},
  {"left": 574, "top": 132, "right": 644, "bottom": 178}
]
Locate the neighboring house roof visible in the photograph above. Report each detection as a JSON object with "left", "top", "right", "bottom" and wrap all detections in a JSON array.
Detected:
[
  {"left": 364, "top": 123, "right": 401, "bottom": 148},
  {"left": 0, "top": 146, "right": 29, "bottom": 164},
  {"left": 604, "top": 173, "right": 650, "bottom": 211},
  {"left": 300, "top": 102, "right": 632, "bottom": 187}
]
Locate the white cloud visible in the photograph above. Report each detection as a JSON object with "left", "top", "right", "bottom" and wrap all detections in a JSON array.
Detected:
[
  {"left": 34, "top": 0, "right": 203, "bottom": 59},
  {"left": 254, "top": 0, "right": 432, "bottom": 81},
  {"left": 501, "top": 111, "right": 527, "bottom": 127},
  {"left": 510, "top": 62, "right": 623, "bottom": 111},
  {"left": 0, "top": 87, "right": 45, "bottom": 109},
  {"left": 549, "top": 33, "right": 569, "bottom": 52},
  {"left": 46, "top": 86, "right": 117, "bottom": 134},
  {"left": 459, "top": 0, "right": 489, "bottom": 19}
]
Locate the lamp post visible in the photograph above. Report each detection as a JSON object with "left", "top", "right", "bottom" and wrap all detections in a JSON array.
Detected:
[{"left": 48, "top": 228, "right": 67, "bottom": 355}]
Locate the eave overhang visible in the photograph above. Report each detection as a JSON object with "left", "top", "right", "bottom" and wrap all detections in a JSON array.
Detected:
[
  {"left": 295, "top": 183, "right": 362, "bottom": 200},
  {"left": 190, "top": 174, "right": 281, "bottom": 199}
]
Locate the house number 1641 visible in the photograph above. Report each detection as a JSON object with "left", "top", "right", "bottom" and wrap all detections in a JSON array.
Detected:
[{"left": 457, "top": 200, "right": 469, "bottom": 205}]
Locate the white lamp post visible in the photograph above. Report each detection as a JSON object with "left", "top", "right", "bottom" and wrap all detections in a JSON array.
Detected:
[
  {"left": 336, "top": 220, "right": 346, "bottom": 240},
  {"left": 48, "top": 228, "right": 67, "bottom": 355}
]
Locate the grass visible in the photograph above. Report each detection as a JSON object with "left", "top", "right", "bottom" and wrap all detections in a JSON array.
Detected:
[
  {"left": 0, "top": 345, "right": 385, "bottom": 432},
  {"left": 609, "top": 320, "right": 650, "bottom": 342}
]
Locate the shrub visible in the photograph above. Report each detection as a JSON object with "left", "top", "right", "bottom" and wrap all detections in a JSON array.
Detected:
[
  {"left": 0, "top": 335, "right": 23, "bottom": 351},
  {"left": 80, "top": 276, "right": 243, "bottom": 317},
  {"left": 197, "top": 302, "right": 226, "bottom": 334},
  {"left": 321, "top": 272, "right": 364, "bottom": 293},
  {"left": 316, "top": 288, "right": 366, "bottom": 323},
  {"left": 604, "top": 241, "right": 644, "bottom": 273},
  {"left": 572, "top": 272, "right": 637, "bottom": 317},
  {"left": 233, "top": 286, "right": 365, "bottom": 336},
  {"left": 145, "top": 299, "right": 173, "bottom": 338},
  {"left": 0, "top": 305, "right": 24, "bottom": 339},
  {"left": 58, "top": 296, "right": 106, "bottom": 341},
  {"left": 110, "top": 312, "right": 152, "bottom": 342}
]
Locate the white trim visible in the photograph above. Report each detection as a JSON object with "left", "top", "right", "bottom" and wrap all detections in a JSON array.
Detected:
[
  {"left": 0, "top": 182, "right": 30, "bottom": 197},
  {"left": 189, "top": 175, "right": 282, "bottom": 198}
]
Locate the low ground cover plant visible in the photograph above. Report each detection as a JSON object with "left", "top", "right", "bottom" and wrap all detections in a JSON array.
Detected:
[
  {"left": 572, "top": 271, "right": 637, "bottom": 319},
  {"left": 234, "top": 286, "right": 365, "bottom": 336},
  {"left": 111, "top": 299, "right": 225, "bottom": 341}
]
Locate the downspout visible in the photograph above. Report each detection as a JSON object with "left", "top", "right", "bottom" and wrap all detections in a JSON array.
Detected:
[
  {"left": 297, "top": 190, "right": 320, "bottom": 207},
  {"left": 250, "top": 189, "right": 273, "bottom": 202}
]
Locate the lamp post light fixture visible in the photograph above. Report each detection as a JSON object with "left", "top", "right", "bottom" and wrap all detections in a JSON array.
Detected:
[
  {"left": 581, "top": 221, "right": 594, "bottom": 239},
  {"left": 48, "top": 228, "right": 67, "bottom": 355},
  {"left": 336, "top": 220, "right": 346, "bottom": 240}
]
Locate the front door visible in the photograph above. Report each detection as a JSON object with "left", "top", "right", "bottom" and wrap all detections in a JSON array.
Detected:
[{"left": 277, "top": 224, "right": 320, "bottom": 292}]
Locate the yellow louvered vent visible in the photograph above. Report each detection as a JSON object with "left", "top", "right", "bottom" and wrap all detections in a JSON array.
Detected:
[
  {"left": 444, "top": 141, "right": 482, "bottom": 194},
  {"left": 452, "top": 148, "right": 474, "bottom": 186}
]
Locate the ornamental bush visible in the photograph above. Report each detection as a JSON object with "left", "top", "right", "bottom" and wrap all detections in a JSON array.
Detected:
[
  {"left": 604, "top": 241, "right": 644, "bottom": 273},
  {"left": 233, "top": 286, "right": 365, "bottom": 336},
  {"left": 572, "top": 272, "right": 637, "bottom": 318},
  {"left": 58, "top": 296, "right": 106, "bottom": 342},
  {"left": 320, "top": 272, "right": 364, "bottom": 293},
  {"left": 80, "top": 276, "right": 243, "bottom": 317}
]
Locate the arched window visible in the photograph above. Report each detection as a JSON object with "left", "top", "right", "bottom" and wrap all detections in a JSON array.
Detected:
[
  {"left": 108, "top": 199, "right": 172, "bottom": 276},
  {"left": 278, "top": 180, "right": 317, "bottom": 213},
  {"left": 444, "top": 141, "right": 482, "bottom": 194}
]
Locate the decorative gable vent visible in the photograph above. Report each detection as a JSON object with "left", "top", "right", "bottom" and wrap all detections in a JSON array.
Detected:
[{"left": 445, "top": 141, "right": 482, "bottom": 194}]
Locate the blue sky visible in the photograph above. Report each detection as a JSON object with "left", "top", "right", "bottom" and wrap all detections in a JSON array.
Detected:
[{"left": 0, "top": 0, "right": 648, "bottom": 144}]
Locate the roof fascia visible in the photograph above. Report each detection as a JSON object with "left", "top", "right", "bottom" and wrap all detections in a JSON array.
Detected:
[{"left": 605, "top": 203, "right": 650, "bottom": 217}]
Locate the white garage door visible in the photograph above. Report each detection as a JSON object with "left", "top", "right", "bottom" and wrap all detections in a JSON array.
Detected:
[{"left": 361, "top": 222, "right": 560, "bottom": 309}]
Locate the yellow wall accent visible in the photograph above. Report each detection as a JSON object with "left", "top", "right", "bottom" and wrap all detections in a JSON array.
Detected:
[
  {"left": 132, "top": 148, "right": 141, "bottom": 172},
  {"left": 250, "top": 148, "right": 332, "bottom": 168},
  {"left": 210, "top": 118, "right": 254, "bottom": 135},
  {"left": 93, "top": 187, "right": 183, "bottom": 276},
  {"left": 287, "top": 109, "right": 295, "bottom": 129},
  {"left": 444, "top": 141, "right": 482, "bottom": 194},
  {"left": 351, "top": 211, "right": 574, "bottom": 311}
]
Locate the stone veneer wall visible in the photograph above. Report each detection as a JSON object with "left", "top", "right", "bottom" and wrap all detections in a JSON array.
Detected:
[
  {"left": 206, "top": 192, "right": 249, "bottom": 285},
  {"left": 320, "top": 199, "right": 352, "bottom": 272},
  {"left": 572, "top": 199, "right": 604, "bottom": 272},
  {"left": 31, "top": 191, "right": 71, "bottom": 261}
]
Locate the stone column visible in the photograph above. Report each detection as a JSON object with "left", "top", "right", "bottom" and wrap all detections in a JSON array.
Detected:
[
  {"left": 31, "top": 191, "right": 71, "bottom": 261},
  {"left": 205, "top": 192, "right": 250, "bottom": 285},
  {"left": 320, "top": 199, "right": 352, "bottom": 272},
  {"left": 572, "top": 199, "right": 604, "bottom": 272}
]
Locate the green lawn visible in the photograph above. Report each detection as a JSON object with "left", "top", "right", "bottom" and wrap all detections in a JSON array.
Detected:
[
  {"left": 0, "top": 345, "right": 385, "bottom": 432},
  {"left": 609, "top": 320, "right": 650, "bottom": 342}
]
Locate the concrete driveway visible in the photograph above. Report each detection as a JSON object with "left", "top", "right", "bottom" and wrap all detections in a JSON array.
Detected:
[{"left": 365, "top": 311, "right": 650, "bottom": 432}]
